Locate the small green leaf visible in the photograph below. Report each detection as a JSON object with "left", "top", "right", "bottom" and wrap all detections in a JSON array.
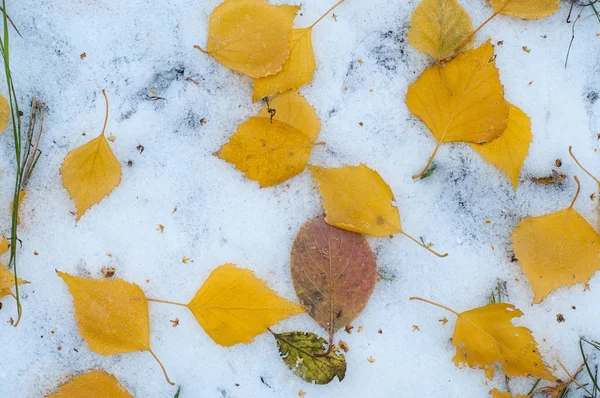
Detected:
[
  {"left": 274, "top": 331, "right": 346, "bottom": 384},
  {"left": 419, "top": 163, "right": 437, "bottom": 180},
  {"left": 174, "top": 386, "right": 181, "bottom": 398}
]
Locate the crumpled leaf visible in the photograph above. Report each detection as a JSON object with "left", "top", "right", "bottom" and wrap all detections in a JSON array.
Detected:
[
  {"left": 471, "top": 103, "right": 532, "bottom": 191},
  {"left": 60, "top": 91, "right": 121, "bottom": 221},
  {"left": 488, "top": 0, "right": 560, "bottom": 20},
  {"left": 0, "top": 264, "right": 28, "bottom": 298},
  {"left": 217, "top": 91, "right": 321, "bottom": 187},
  {"left": 489, "top": 388, "right": 528, "bottom": 398},
  {"left": 57, "top": 271, "right": 173, "bottom": 385},
  {"left": 187, "top": 263, "right": 304, "bottom": 346},
  {"left": 406, "top": 40, "right": 509, "bottom": 178},
  {"left": 408, "top": 0, "right": 474, "bottom": 62},
  {"left": 511, "top": 178, "right": 600, "bottom": 303},
  {"left": 0, "top": 94, "right": 8, "bottom": 132},
  {"left": 274, "top": 331, "right": 346, "bottom": 384},
  {"left": 291, "top": 217, "right": 377, "bottom": 335},
  {"left": 47, "top": 370, "right": 132, "bottom": 398},
  {"left": 198, "top": 0, "right": 299, "bottom": 78},
  {"left": 252, "top": 0, "right": 344, "bottom": 101},
  {"left": 413, "top": 297, "right": 554, "bottom": 381}
]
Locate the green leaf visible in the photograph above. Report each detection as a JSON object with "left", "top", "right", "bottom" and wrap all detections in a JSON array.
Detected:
[
  {"left": 419, "top": 163, "right": 437, "bottom": 180},
  {"left": 274, "top": 331, "right": 346, "bottom": 384}
]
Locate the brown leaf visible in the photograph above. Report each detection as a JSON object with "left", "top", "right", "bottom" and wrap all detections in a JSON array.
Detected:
[{"left": 291, "top": 217, "right": 377, "bottom": 350}]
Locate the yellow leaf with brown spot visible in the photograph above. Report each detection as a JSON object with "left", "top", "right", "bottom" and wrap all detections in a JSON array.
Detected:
[
  {"left": 217, "top": 91, "right": 321, "bottom": 187},
  {"left": 252, "top": 0, "right": 345, "bottom": 101},
  {"left": 308, "top": 164, "right": 448, "bottom": 256},
  {"left": 408, "top": 0, "right": 474, "bottom": 62},
  {"left": 186, "top": 263, "right": 303, "bottom": 346},
  {"left": 489, "top": 388, "right": 528, "bottom": 398},
  {"left": 198, "top": 0, "right": 299, "bottom": 78},
  {"left": 0, "top": 264, "right": 28, "bottom": 298},
  {"left": 57, "top": 271, "right": 173, "bottom": 385},
  {"left": 0, "top": 94, "right": 8, "bottom": 132},
  {"left": 489, "top": 0, "right": 560, "bottom": 20},
  {"left": 406, "top": 41, "right": 509, "bottom": 178},
  {"left": 47, "top": 370, "right": 132, "bottom": 398},
  {"left": 309, "top": 164, "right": 402, "bottom": 236},
  {"left": 511, "top": 181, "right": 600, "bottom": 303},
  {"left": 60, "top": 91, "right": 121, "bottom": 221},
  {"left": 472, "top": 104, "right": 532, "bottom": 191},
  {"left": 412, "top": 297, "right": 554, "bottom": 381}
]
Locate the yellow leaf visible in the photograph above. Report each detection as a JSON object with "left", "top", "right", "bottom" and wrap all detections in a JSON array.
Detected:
[
  {"left": 406, "top": 40, "right": 509, "bottom": 179},
  {"left": 57, "top": 271, "right": 173, "bottom": 385},
  {"left": 217, "top": 91, "right": 321, "bottom": 187},
  {"left": 309, "top": 164, "right": 448, "bottom": 256},
  {"left": 252, "top": 0, "right": 345, "bottom": 101},
  {"left": 489, "top": 388, "right": 528, "bottom": 398},
  {"left": 489, "top": 0, "right": 560, "bottom": 20},
  {"left": 471, "top": 104, "right": 532, "bottom": 191},
  {"left": 511, "top": 178, "right": 600, "bottom": 303},
  {"left": 411, "top": 297, "right": 554, "bottom": 381},
  {"left": 408, "top": 0, "right": 474, "bottom": 62},
  {"left": 10, "top": 190, "right": 27, "bottom": 224},
  {"left": 0, "top": 264, "right": 28, "bottom": 298},
  {"left": 309, "top": 164, "right": 402, "bottom": 236},
  {"left": 47, "top": 370, "right": 132, "bottom": 398},
  {"left": 186, "top": 263, "right": 304, "bottom": 346},
  {"left": 197, "top": 0, "right": 299, "bottom": 78},
  {"left": 0, "top": 236, "right": 8, "bottom": 255},
  {"left": 60, "top": 91, "right": 122, "bottom": 221},
  {"left": 0, "top": 94, "right": 8, "bottom": 132}
]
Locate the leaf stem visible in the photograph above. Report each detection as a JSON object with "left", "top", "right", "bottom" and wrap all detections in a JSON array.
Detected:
[
  {"left": 413, "top": 140, "right": 442, "bottom": 180},
  {"left": 409, "top": 296, "right": 459, "bottom": 316},
  {"left": 148, "top": 349, "right": 175, "bottom": 386},
  {"left": 100, "top": 89, "right": 109, "bottom": 136},
  {"left": 455, "top": 11, "right": 500, "bottom": 53},
  {"left": 569, "top": 176, "right": 581, "bottom": 209},
  {"left": 569, "top": 146, "right": 599, "bottom": 184},
  {"left": 147, "top": 298, "right": 188, "bottom": 307},
  {"left": 309, "top": 0, "right": 345, "bottom": 29},
  {"left": 401, "top": 231, "right": 448, "bottom": 257},
  {"left": 193, "top": 45, "right": 210, "bottom": 54},
  {"left": 7, "top": 290, "right": 22, "bottom": 326}
]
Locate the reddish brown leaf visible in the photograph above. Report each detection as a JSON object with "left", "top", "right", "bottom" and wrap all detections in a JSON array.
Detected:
[{"left": 290, "top": 217, "right": 377, "bottom": 347}]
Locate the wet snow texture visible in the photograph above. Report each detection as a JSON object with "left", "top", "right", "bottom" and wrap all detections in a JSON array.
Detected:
[{"left": 1, "top": 0, "right": 600, "bottom": 397}]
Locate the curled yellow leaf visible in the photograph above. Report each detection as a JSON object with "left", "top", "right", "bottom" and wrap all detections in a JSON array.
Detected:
[
  {"left": 408, "top": 0, "right": 474, "bottom": 62},
  {"left": 197, "top": 0, "right": 299, "bottom": 78},
  {"left": 60, "top": 91, "right": 121, "bottom": 221}
]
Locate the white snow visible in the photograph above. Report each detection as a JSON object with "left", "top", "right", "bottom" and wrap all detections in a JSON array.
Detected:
[{"left": 0, "top": 0, "right": 599, "bottom": 397}]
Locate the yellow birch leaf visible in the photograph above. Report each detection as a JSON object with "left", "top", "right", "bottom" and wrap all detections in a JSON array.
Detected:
[
  {"left": 408, "top": 0, "right": 474, "bottom": 62},
  {"left": 217, "top": 91, "right": 321, "bottom": 187},
  {"left": 197, "top": 0, "right": 299, "bottom": 78},
  {"left": 471, "top": 104, "right": 532, "bottom": 191},
  {"left": 47, "top": 370, "right": 132, "bottom": 398},
  {"left": 0, "top": 94, "right": 8, "bottom": 132},
  {"left": 511, "top": 178, "right": 600, "bottom": 303},
  {"left": 406, "top": 40, "right": 509, "bottom": 179},
  {"left": 489, "top": 388, "right": 528, "bottom": 398},
  {"left": 309, "top": 164, "right": 447, "bottom": 256},
  {"left": 60, "top": 91, "right": 121, "bottom": 221},
  {"left": 57, "top": 271, "right": 173, "bottom": 385},
  {"left": 411, "top": 297, "right": 554, "bottom": 381},
  {"left": 0, "top": 236, "right": 8, "bottom": 255},
  {"left": 0, "top": 264, "right": 28, "bottom": 298},
  {"left": 489, "top": 0, "right": 560, "bottom": 20},
  {"left": 252, "top": 0, "right": 345, "bottom": 101},
  {"left": 186, "top": 263, "right": 304, "bottom": 346}
]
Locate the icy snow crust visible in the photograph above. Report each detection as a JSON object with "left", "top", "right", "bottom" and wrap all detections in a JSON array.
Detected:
[{"left": 0, "top": 0, "right": 599, "bottom": 397}]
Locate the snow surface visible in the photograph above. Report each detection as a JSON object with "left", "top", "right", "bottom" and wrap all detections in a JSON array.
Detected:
[{"left": 0, "top": 0, "right": 599, "bottom": 397}]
